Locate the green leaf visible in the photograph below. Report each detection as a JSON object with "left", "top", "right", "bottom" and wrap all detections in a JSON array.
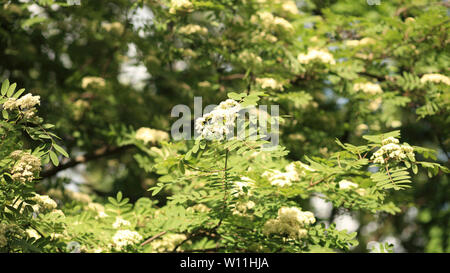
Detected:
[
  {"left": 1, "top": 79, "right": 9, "bottom": 96},
  {"left": 13, "top": 88, "right": 26, "bottom": 99},
  {"left": 7, "top": 83, "right": 16, "bottom": 97},
  {"left": 49, "top": 150, "right": 59, "bottom": 166},
  {"left": 53, "top": 143, "right": 69, "bottom": 158},
  {"left": 2, "top": 110, "right": 9, "bottom": 119}
]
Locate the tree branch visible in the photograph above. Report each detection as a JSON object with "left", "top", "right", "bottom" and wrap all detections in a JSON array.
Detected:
[{"left": 40, "top": 145, "right": 134, "bottom": 178}]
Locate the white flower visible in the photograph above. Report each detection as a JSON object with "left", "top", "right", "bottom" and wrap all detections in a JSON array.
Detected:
[
  {"left": 232, "top": 201, "right": 256, "bottom": 216},
  {"left": 371, "top": 137, "right": 415, "bottom": 164},
  {"left": 238, "top": 50, "right": 262, "bottom": 65},
  {"left": 178, "top": 24, "right": 208, "bottom": 35},
  {"left": 263, "top": 207, "right": 315, "bottom": 239},
  {"left": 112, "top": 217, "right": 131, "bottom": 229},
  {"left": 420, "top": 73, "right": 450, "bottom": 85},
  {"left": 112, "top": 230, "right": 142, "bottom": 249},
  {"left": 251, "top": 11, "right": 293, "bottom": 32},
  {"left": 81, "top": 76, "right": 105, "bottom": 89},
  {"left": 251, "top": 31, "right": 278, "bottom": 43},
  {"left": 353, "top": 82, "right": 383, "bottom": 95},
  {"left": 150, "top": 233, "right": 187, "bottom": 252},
  {"left": 169, "top": 0, "right": 193, "bottom": 14},
  {"left": 232, "top": 177, "right": 255, "bottom": 197},
  {"left": 10, "top": 151, "right": 41, "bottom": 183},
  {"left": 26, "top": 229, "right": 41, "bottom": 239},
  {"left": 382, "top": 137, "right": 400, "bottom": 146},
  {"left": 281, "top": 1, "right": 299, "bottom": 14},
  {"left": 345, "top": 38, "right": 375, "bottom": 47},
  {"left": 255, "top": 78, "right": 284, "bottom": 91},
  {"left": 135, "top": 127, "right": 169, "bottom": 144},
  {"left": 298, "top": 48, "right": 336, "bottom": 65},
  {"left": 195, "top": 99, "right": 241, "bottom": 141},
  {"left": 368, "top": 97, "right": 383, "bottom": 111},
  {"left": 263, "top": 170, "right": 292, "bottom": 187},
  {"left": 31, "top": 194, "right": 57, "bottom": 212},
  {"left": 102, "top": 22, "right": 124, "bottom": 35},
  {"left": 339, "top": 180, "right": 359, "bottom": 190}
]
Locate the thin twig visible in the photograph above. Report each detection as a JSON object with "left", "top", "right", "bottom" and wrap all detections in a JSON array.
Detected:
[{"left": 140, "top": 231, "right": 167, "bottom": 246}]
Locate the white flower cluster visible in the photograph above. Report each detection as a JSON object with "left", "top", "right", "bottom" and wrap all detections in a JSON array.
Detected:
[
  {"left": 31, "top": 194, "right": 58, "bottom": 212},
  {"left": 232, "top": 200, "right": 256, "bottom": 216},
  {"left": 344, "top": 38, "right": 376, "bottom": 47},
  {"left": 232, "top": 176, "right": 255, "bottom": 197},
  {"left": 262, "top": 162, "right": 313, "bottom": 187},
  {"left": 150, "top": 233, "right": 187, "bottom": 252},
  {"left": 168, "top": 0, "right": 193, "bottom": 14},
  {"left": 195, "top": 99, "right": 241, "bottom": 140},
  {"left": 250, "top": 11, "right": 294, "bottom": 32},
  {"left": 186, "top": 203, "right": 210, "bottom": 213},
  {"left": 255, "top": 78, "right": 284, "bottom": 91},
  {"left": 3, "top": 94, "right": 41, "bottom": 119},
  {"left": 135, "top": 127, "right": 169, "bottom": 144},
  {"left": 262, "top": 169, "right": 296, "bottom": 187},
  {"left": 339, "top": 180, "right": 367, "bottom": 196},
  {"left": 263, "top": 207, "right": 315, "bottom": 239},
  {"left": 338, "top": 179, "right": 358, "bottom": 189},
  {"left": 420, "top": 73, "right": 450, "bottom": 85},
  {"left": 298, "top": 48, "right": 336, "bottom": 65},
  {"left": 238, "top": 50, "right": 263, "bottom": 65},
  {"left": 371, "top": 137, "right": 415, "bottom": 164},
  {"left": 86, "top": 202, "right": 108, "bottom": 218},
  {"left": 112, "top": 230, "right": 142, "bottom": 250},
  {"left": 0, "top": 223, "right": 20, "bottom": 248},
  {"left": 281, "top": 0, "right": 299, "bottom": 14},
  {"left": 26, "top": 228, "right": 41, "bottom": 240},
  {"left": 251, "top": 31, "right": 278, "bottom": 43},
  {"left": 353, "top": 82, "right": 383, "bottom": 95},
  {"left": 10, "top": 151, "right": 41, "bottom": 183},
  {"left": 369, "top": 97, "right": 383, "bottom": 111},
  {"left": 112, "top": 217, "right": 131, "bottom": 229},
  {"left": 178, "top": 24, "right": 208, "bottom": 35},
  {"left": 81, "top": 76, "right": 105, "bottom": 89},
  {"left": 101, "top": 22, "right": 124, "bottom": 35},
  {"left": 256, "top": 0, "right": 299, "bottom": 14}
]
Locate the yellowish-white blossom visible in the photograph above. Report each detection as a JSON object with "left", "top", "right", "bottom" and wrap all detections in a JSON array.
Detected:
[
  {"left": 232, "top": 176, "right": 255, "bottom": 197},
  {"left": 238, "top": 50, "right": 263, "bottom": 65},
  {"left": 371, "top": 137, "right": 415, "bottom": 164},
  {"left": 344, "top": 38, "right": 376, "bottom": 47},
  {"left": 368, "top": 97, "right": 383, "bottom": 111},
  {"left": 112, "top": 217, "right": 131, "bottom": 229},
  {"left": 298, "top": 48, "right": 336, "bottom": 65},
  {"left": 169, "top": 0, "right": 193, "bottom": 14},
  {"left": 112, "top": 230, "right": 142, "bottom": 249},
  {"left": 150, "top": 233, "right": 187, "bottom": 252},
  {"left": 31, "top": 194, "right": 57, "bottom": 212},
  {"left": 263, "top": 207, "right": 315, "bottom": 239},
  {"left": 339, "top": 180, "right": 359, "bottom": 190},
  {"left": 232, "top": 201, "right": 256, "bottom": 216},
  {"left": 255, "top": 78, "right": 284, "bottom": 91},
  {"left": 250, "top": 11, "right": 293, "bottom": 32},
  {"left": 353, "top": 82, "right": 383, "bottom": 95},
  {"left": 81, "top": 76, "right": 106, "bottom": 89},
  {"left": 135, "top": 127, "right": 169, "bottom": 144},
  {"left": 178, "top": 24, "right": 208, "bottom": 35},
  {"left": 251, "top": 31, "right": 278, "bottom": 43},
  {"left": 3, "top": 94, "right": 41, "bottom": 112},
  {"left": 102, "top": 22, "right": 124, "bottom": 35},
  {"left": 420, "top": 73, "right": 450, "bottom": 85},
  {"left": 10, "top": 151, "right": 41, "bottom": 183}
]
